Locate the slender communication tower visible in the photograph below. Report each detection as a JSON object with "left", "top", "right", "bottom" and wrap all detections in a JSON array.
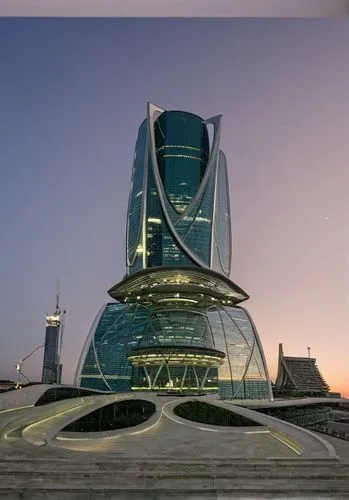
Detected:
[{"left": 41, "top": 281, "right": 66, "bottom": 384}]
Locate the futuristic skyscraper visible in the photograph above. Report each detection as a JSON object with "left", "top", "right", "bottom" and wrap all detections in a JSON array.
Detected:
[{"left": 75, "top": 103, "right": 273, "bottom": 400}]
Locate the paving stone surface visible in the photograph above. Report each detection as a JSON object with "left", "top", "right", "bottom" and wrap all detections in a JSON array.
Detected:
[{"left": 0, "top": 392, "right": 349, "bottom": 498}]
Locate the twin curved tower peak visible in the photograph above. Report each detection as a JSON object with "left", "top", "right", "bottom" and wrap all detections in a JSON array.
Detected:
[
  {"left": 126, "top": 103, "right": 231, "bottom": 277},
  {"left": 75, "top": 103, "right": 273, "bottom": 400}
]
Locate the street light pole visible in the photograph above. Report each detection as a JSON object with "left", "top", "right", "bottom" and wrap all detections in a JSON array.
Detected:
[{"left": 16, "top": 344, "right": 45, "bottom": 387}]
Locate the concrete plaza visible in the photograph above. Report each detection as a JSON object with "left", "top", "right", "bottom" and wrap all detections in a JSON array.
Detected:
[{"left": 0, "top": 389, "right": 349, "bottom": 499}]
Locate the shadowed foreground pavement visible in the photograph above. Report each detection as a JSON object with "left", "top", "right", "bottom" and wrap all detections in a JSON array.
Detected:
[{"left": 0, "top": 391, "right": 349, "bottom": 499}]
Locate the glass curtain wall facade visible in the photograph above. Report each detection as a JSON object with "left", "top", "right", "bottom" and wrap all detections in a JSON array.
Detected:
[
  {"left": 75, "top": 103, "right": 273, "bottom": 400},
  {"left": 42, "top": 311, "right": 62, "bottom": 384}
]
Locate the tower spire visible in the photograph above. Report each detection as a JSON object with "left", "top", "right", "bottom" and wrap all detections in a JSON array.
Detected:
[{"left": 55, "top": 277, "right": 60, "bottom": 314}]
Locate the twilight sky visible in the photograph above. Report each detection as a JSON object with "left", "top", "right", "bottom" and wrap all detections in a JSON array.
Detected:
[
  {"left": 1, "top": 0, "right": 349, "bottom": 17},
  {"left": 0, "top": 18, "right": 348, "bottom": 397}
]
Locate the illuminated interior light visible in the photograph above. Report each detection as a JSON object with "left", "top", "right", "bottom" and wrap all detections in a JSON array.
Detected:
[
  {"left": 157, "top": 298, "right": 198, "bottom": 304},
  {"left": 195, "top": 217, "right": 211, "bottom": 223},
  {"left": 147, "top": 218, "right": 162, "bottom": 224},
  {"left": 156, "top": 144, "right": 204, "bottom": 152},
  {"left": 162, "top": 154, "right": 202, "bottom": 161},
  {"left": 46, "top": 313, "right": 61, "bottom": 327}
]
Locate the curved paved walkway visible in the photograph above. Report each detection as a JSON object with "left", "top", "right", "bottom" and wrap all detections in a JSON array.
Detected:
[
  {"left": 0, "top": 392, "right": 339, "bottom": 460},
  {"left": 1, "top": 392, "right": 349, "bottom": 498}
]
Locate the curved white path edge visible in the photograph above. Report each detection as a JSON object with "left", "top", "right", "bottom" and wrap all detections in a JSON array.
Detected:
[
  {"left": 160, "top": 399, "right": 268, "bottom": 434},
  {"left": 0, "top": 392, "right": 339, "bottom": 459},
  {"left": 52, "top": 395, "right": 338, "bottom": 459},
  {"left": 211, "top": 400, "right": 338, "bottom": 459}
]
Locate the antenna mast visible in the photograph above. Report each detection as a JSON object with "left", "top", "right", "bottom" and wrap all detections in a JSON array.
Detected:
[
  {"left": 55, "top": 279, "right": 66, "bottom": 384},
  {"left": 55, "top": 278, "right": 60, "bottom": 314}
]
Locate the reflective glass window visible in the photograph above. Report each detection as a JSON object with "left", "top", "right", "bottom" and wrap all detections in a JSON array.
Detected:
[{"left": 154, "top": 111, "right": 209, "bottom": 214}]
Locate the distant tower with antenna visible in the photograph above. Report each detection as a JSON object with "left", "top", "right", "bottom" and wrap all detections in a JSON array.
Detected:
[{"left": 41, "top": 280, "right": 66, "bottom": 384}]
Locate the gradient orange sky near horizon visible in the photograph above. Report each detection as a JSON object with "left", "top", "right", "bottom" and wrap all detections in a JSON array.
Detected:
[{"left": 0, "top": 18, "right": 348, "bottom": 398}]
